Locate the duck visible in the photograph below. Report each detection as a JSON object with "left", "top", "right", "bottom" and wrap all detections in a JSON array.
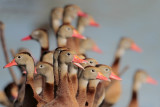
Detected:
[
  {"left": 4, "top": 52, "right": 46, "bottom": 107},
  {"left": 63, "top": 4, "right": 87, "bottom": 53},
  {"left": 41, "top": 51, "right": 54, "bottom": 65},
  {"left": 128, "top": 69, "right": 157, "bottom": 107},
  {"left": 101, "top": 37, "right": 142, "bottom": 107},
  {"left": 21, "top": 28, "right": 49, "bottom": 95},
  {"left": 77, "top": 66, "right": 110, "bottom": 107},
  {"left": 51, "top": 7, "right": 64, "bottom": 34},
  {"left": 77, "top": 14, "right": 99, "bottom": 34},
  {"left": 56, "top": 24, "right": 85, "bottom": 49},
  {"left": 36, "top": 62, "right": 54, "bottom": 102},
  {"left": 93, "top": 64, "right": 121, "bottom": 107},
  {"left": 44, "top": 50, "right": 86, "bottom": 107},
  {"left": 79, "top": 37, "right": 102, "bottom": 54},
  {"left": 21, "top": 28, "right": 49, "bottom": 60},
  {"left": 78, "top": 58, "right": 98, "bottom": 78}
]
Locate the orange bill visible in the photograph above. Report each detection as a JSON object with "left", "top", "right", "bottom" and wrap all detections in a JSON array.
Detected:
[
  {"left": 77, "top": 10, "right": 88, "bottom": 17},
  {"left": 72, "top": 29, "right": 86, "bottom": 39},
  {"left": 72, "top": 55, "right": 88, "bottom": 64},
  {"left": 96, "top": 72, "right": 110, "bottom": 81},
  {"left": 73, "top": 62, "right": 84, "bottom": 70},
  {"left": 92, "top": 44, "right": 102, "bottom": 53},
  {"left": 146, "top": 76, "right": 158, "bottom": 85},
  {"left": 89, "top": 18, "right": 100, "bottom": 27},
  {"left": 3, "top": 59, "right": 17, "bottom": 68},
  {"left": 131, "top": 43, "right": 142, "bottom": 53},
  {"left": 21, "top": 35, "right": 32, "bottom": 41},
  {"left": 109, "top": 72, "right": 122, "bottom": 80}
]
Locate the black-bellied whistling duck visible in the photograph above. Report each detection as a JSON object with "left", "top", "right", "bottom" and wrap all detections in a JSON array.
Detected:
[
  {"left": 77, "top": 66, "right": 110, "bottom": 107},
  {"left": 79, "top": 37, "right": 102, "bottom": 54},
  {"left": 4, "top": 52, "right": 46, "bottom": 107},
  {"left": 53, "top": 47, "right": 68, "bottom": 94},
  {"left": 44, "top": 50, "right": 85, "bottom": 107},
  {"left": 78, "top": 58, "right": 98, "bottom": 78},
  {"left": 75, "top": 15, "right": 99, "bottom": 52},
  {"left": 21, "top": 29, "right": 49, "bottom": 95},
  {"left": 36, "top": 62, "right": 54, "bottom": 102},
  {"left": 93, "top": 64, "right": 121, "bottom": 107},
  {"left": 56, "top": 24, "right": 86, "bottom": 49},
  {"left": 21, "top": 28, "right": 49, "bottom": 60},
  {"left": 77, "top": 15, "right": 99, "bottom": 34},
  {"left": 0, "top": 90, "right": 13, "bottom": 107},
  {"left": 41, "top": 51, "right": 54, "bottom": 65},
  {"left": 128, "top": 70, "right": 157, "bottom": 107},
  {"left": 102, "top": 37, "right": 142, "bottom": 107},
  {"left": 63, "top": 4, "right": 87, "bottom": 53},
  {"left": 51, "top": 7, "right": 64, "bottom": 34}
]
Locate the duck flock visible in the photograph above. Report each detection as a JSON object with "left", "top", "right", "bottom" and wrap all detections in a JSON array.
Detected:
[{"left": 0, "top": 4, "right": 158, "bottom": 107}]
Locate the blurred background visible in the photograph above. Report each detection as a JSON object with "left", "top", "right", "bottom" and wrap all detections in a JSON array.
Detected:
[{"left": 0, "top": 0, "right": 160, "bottom": 107}]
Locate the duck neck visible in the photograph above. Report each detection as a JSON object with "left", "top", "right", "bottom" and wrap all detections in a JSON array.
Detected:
[
  {"left": 57, "top": 63, "right": 70, "bottom": 97},
  {"left": 57, "top": 36, "right": 67, "bottom": 47},
  {"left": 88, "top": 80, "right": 100, "bottom": 88},
  {"left": 78, "top": 77, "right": 88, "bottom": 95},
  {"left": 63, "top": 16, "right": 72, "bottom": 24},
  {"left": 52, "top": 19, "right": 60, "bottom": 34},
  {"left": 45, "top": 72, "right": 54, "bottom": 84},
  {"left": 77, "top": 24, "right": 85, "bottom": 34},
  {"left": 39, "top": 34, "right": 49, "bottom": 50},
  {"left": 53, "top": 59, "right": 59, "bottom": 86},
  {"left": 25, "top": 61, "right": 35, "bottom": 80},
  {"left": 114, "top": 47, "right": 125, "bottom": 59}
]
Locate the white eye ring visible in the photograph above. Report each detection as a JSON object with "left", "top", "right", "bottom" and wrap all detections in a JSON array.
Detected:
[
  {"left": 39, "top": 65, "right": 43, "bottom": 68},
  {"left": 91, "top": 69, "right": 95, "bottom": 72},
  {"left": 106, "top": 68, "right": 110, "bottom": 72}
]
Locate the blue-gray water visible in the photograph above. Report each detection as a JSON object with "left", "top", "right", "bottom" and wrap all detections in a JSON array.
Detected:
[{"left": 0, "top": 0, "right": 160, "bottom": 107}]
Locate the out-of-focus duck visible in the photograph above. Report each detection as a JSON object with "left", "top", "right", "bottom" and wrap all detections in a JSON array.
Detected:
[
  {"left": 63, "top": 4, "right": 87, "bottom": 53},
  {"left": 77, "top": 14, "right": 99, "bottom": 34},
  {"left": 36, "top": 62, "right": 54, "bottom": 102},
  {"left": 51, "top": 7, "right": 64, "bottom": 34},
  {"left": 4, "top": 52, "right": 46, "bottom": 107},
  {"left": 21, "top": 28, "right": 49, "bottom": 60},
  {"left": 56, "top": 24, "right": 85, "bottom": 49},
  {"left": 101, "top": 37, "right": 142, "bottom": 107},
  {"left": 77, "top": 66, "right": 110, "bottom": 107},
  {"left": 44, "top": 50, "right": 85, "bottom": 107},
  {"left": 79, "top": 37, "right": 102, "bottom": 54},
  {"left": 128, "top": 70, "right": 157, "bottom": 107}
]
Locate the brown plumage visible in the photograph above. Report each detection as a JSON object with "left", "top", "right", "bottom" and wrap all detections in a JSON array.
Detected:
[{"left": 36, "top": 62, "right": 54, "bottom": 102}]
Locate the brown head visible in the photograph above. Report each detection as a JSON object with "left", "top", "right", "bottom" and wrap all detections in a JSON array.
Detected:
[
  {"left": 53, "top": 47, "right": 68, "bottom": 62},
  {"left": 96, "top": 64, "right": 122, "bottom": 80},
  {"left": 133, "top": 69, "right": 157, "bottom": 91},
  {"left": 4, "top": 52, "right": 35, "bottom": 77},
  {"left": 51, "top": 7, "right": 64, "bottom": 20},
  {"left": 63, "top": 4, "right": 87, "bottom": 24},
  {"left": 36, "top": 62, "right": 54, "bottom": 83},
  {"left": 79, "top": 38, "right": 102, "bottom": 54},
  {"left": 81, "top": 66, "right": 110, "bottom": 81},
  {"left": 21, "top": 29, "right": 49, "bottom": 49},
  {"left": 41, "top": 51, "right": 54, "bottom": 65},
  {"left": 77, "top": 15, "right": 99, "bottom": 28},
  {"left": 81, "top": 58, "right": 98, "bottom": 68}
]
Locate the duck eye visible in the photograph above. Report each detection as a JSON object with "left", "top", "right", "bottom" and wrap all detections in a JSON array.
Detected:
[
  {"left": 67, "top": 53, "right": 70, "bottom": 56},
  {"left": 106, "top": 68, "right": 109, "bottom": 72},
  {"left": 66, "top": 27, "right": 71, "bottom": 31},
  {"left": 39, "top": 65, "right": 43, "bottom": 68},
  {"left": 18, "top": 56, "right": 21, "bottom": 59},
  {"left": 90, "top": 61, "right": 93, "bottom": 64},
  {"left": 91, "top": 69, "right": 95, "bottom": 72}
]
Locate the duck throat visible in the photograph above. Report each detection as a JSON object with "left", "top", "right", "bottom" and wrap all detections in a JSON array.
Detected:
[
  {"left": 52, "top": 19, "right": 60, "bottom": 34},
  {"left": 57, "top": 37, "right": 67, "bottom": 47},
  {"left": 39, "top": 35, "right": 49, "bottom": 50},
  {"left": 88, "top": 80, "right": 100, "bottom": 88},
  {"left": 77, "top": 24, "right": 85, "bottom": 34},
  {"left": 115, "top": 47, "right": 125, "bottom": 59},
  {"left": 25, "top": 62, "right": 35, "bottom": 79}
]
